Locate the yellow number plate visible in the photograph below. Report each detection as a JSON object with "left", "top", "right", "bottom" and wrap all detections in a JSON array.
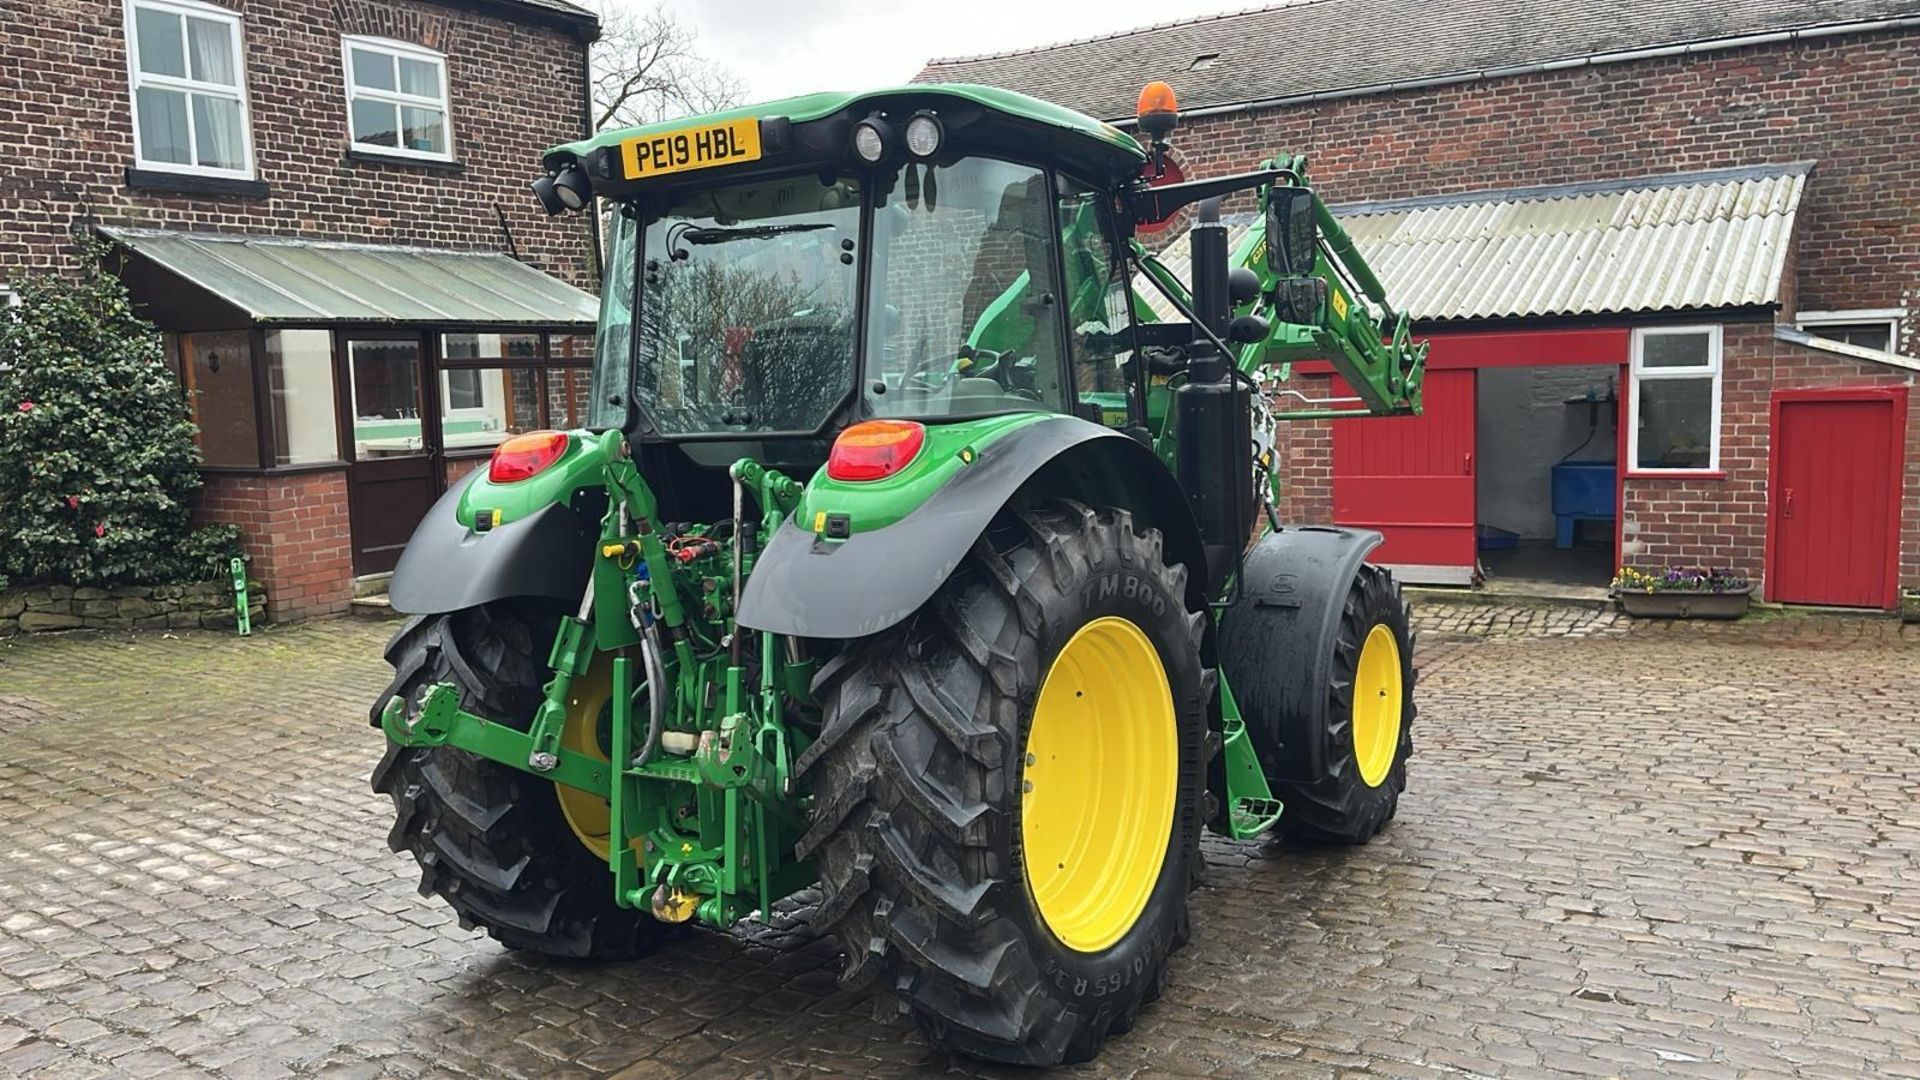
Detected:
[{"left": 620, "top": 118, "right": 762, "bottom": 180}]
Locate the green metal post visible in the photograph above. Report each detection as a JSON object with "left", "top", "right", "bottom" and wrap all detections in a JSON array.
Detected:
[{"left": 230, "top": 557, "right": 250, "bottom": 636}]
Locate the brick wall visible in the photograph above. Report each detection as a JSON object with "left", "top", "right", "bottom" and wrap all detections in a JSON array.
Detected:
[
  {"left": 445, "top": 456, "right": 485, "bottom": 485},
  {"left": 1271, "top": 385, "right": 1333, "bottom": 524},
  {"left": 1170, "top": 29, "right": 1920, "bottom": 337},
  {"left": 0, "top": 0, "right": 595, "bottom": 289},
  {"left": 1622, "top": 324, "right": 1920, "bottom": 593},
  {"left": 1167, "top": 26, "right": 1920, "bottom": 601},
  {"left": 1278, "top": 332, "right": 1919, "bottom": 597},
  {"left": 195, "top": 470, "right": 353, "bottom": 620}
]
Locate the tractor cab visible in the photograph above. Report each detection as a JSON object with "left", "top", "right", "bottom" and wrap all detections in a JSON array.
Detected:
[{"left": 538, "top": 87, "right": 1155, "bottom": 508}]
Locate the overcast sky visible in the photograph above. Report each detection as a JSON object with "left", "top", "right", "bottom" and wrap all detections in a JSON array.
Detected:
[{"left": 647, "top": 0, "right": 1247, "bottom": 104}]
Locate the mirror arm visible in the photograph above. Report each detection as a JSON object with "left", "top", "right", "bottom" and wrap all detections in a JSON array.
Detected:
[{"left": 1129, "top": 167, "right": 1298, "bottom": 225}]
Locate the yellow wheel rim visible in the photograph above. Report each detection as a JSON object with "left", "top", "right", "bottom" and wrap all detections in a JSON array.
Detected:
[
  {"left": 1352, "top": 624, "right": 1404, "bottom": 788},
  {"left": 1021, "top": 616, "right": 1178, "bottom": 954},
  {"left": 556, "top": 655, "right": 613, "bottom": 859}
]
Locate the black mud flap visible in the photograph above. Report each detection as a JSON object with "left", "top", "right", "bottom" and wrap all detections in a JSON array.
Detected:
[{"left": 1218, "top": 525, "right": 1383, "bottom": 783}]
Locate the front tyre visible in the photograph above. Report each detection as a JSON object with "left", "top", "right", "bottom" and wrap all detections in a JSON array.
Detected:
[
  {"left": 1269, "top": 564, "right": 1416, "bottom": 844},
  {"left": 369, "top": 602, "right": 676, "bottom": 959},
  {"left": 799, "top": 502, "right": 1210, "bottom": 1065}
]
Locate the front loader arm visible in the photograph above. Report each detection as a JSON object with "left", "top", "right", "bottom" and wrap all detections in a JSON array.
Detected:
[
  {"left": 1133, "top": 154, "right": 1428, "bottom": 420},
  {"left": 1235, "top": 156, "right": 1427, "bottom": 418}
]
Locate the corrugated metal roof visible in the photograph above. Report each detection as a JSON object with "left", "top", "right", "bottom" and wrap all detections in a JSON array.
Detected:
[
  {"left": 915, "top": 0, "right": 1920, "bottom": 120},
  {"left": 1143, "top": 162, "right": 1810, "bottom": 323},
  {"left": 102, "top": 228, "right": 599, "bottom": 327}
]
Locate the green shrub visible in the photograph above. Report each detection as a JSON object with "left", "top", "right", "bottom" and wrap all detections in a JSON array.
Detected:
[{"left": 0, "top": 241, "right": 242, "bottom": 586}]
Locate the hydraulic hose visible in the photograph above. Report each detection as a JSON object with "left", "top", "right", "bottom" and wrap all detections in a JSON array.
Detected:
[{"left": 632, "top": 624, "right": 667, "bottom": 767}]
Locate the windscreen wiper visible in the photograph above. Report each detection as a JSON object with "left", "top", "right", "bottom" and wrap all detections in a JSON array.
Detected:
[{"left": 682, "top": 222, "right": 833, "bottom": 245}]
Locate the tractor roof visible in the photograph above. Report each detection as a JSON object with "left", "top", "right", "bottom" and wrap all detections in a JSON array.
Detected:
[{"left": 546, "top": 84, "right": 1147, "bottom": 195}]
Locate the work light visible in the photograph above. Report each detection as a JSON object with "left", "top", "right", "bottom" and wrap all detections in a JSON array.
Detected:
[
  {"left": 852, "top": 118, "right": 890, "bottom": 164},
  {"left": 530, "top": 174, "right": 564, "bottom": 215},
  {"left": 904, "top": 113, "right": 944, "bottom": 158},
  {"left": 552, "top": 164, "right": 592, "bottom": 210}
]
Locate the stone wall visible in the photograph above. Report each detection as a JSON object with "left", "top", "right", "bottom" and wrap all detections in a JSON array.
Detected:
[{"left": 1, "top": 580, "right": 267, "bottom": 636}]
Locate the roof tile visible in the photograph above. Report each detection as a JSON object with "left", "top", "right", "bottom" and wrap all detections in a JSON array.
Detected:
[{"left": 915, "top": 0, "right": 1920, "bottom": 119}]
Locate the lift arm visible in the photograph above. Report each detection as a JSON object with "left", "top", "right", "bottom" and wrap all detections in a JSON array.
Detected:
[{"left": 1132, "top": 154, "right": 1428, "bottom": 420}]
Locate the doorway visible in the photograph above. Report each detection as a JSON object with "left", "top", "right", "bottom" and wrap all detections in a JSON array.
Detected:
[
  {"left": 340, "top": 332, "right": 440, "bottom": 575},
  {"left": 1768, "top": 388, "right": 1907, "bottom": 608},
  {"left": 1331, "top": 368, "right": 1478, "bottom": 584},
  {"left": 1474, "top": 364, "right": 1620, "bottom": 595}
]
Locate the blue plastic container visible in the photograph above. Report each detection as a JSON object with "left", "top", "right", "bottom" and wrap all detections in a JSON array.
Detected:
[{"left": 1551, "top": 462, "right": 1616, "bottom": 548}]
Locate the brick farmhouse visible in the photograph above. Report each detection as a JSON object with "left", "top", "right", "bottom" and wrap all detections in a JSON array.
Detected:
[
  {"left": 0, "top": 0, "right": 600, "bottom": 619},
  {"left": 921, "top": 0, "right": 1920, "bottom": 610}
]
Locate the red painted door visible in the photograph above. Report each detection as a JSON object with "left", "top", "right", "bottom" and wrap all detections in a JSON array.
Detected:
[
  {"left": 1332, "top": 368, "right": 1477, "bottom": 583},
  {"left": 1769, "top": 391, "right": 1906, "bottom": 608}
]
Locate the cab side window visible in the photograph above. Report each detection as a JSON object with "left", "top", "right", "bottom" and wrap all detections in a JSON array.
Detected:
[{"left": 1057, "top": 181, "right": 1132, "bottom": 426}]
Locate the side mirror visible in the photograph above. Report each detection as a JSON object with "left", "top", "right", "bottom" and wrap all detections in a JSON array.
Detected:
[{"left": 1265, "top": 186, "right": 1318, "bottom": 276}]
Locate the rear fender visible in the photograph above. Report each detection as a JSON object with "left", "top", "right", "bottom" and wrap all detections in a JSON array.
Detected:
[
  {"left": 1218, "top": 526, "right": 1384, "bottom": 783},
  {"left": 388, "top": 470, "right": 605, "bottom": 616},
  {"left": 736, "top": 415, "right": 1205, "bottom": 640}
]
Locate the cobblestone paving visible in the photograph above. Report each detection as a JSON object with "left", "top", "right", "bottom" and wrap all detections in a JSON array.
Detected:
[{"left": 0, "top": 606, "right": 1916, "bottom": 1079}]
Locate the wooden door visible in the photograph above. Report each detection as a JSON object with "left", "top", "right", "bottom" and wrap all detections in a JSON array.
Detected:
[
  {"left": 340, "top": 333, "right": 440, "bottom": 575},
  {"left": 1331, "top": 368, "right": 1477, "bottom": 584},
  {"left": 1768, "top": 389, "right": 1906, "bottom": 608}
]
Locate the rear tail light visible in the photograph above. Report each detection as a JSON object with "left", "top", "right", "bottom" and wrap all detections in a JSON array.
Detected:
[
  {"left": 489, "top": 430, "right": 569, "bottom": 483},
  {"left": 827, "top": 420, "right": 925, "bottom": 482}
]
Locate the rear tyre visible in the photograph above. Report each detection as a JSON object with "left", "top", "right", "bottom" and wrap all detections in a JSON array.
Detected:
[
  {"left": 1268, "top": 564, "right": 1416, "bottom": 844},
  {"left": 799, "top": 502, "right": 1211, "bottom": 1066},
  {"left": 369, "top": 602, "right": 677, "bottom": 959}
]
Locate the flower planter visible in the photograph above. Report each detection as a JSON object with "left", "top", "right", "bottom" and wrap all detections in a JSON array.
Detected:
[
  {"left": 1903, "top": 589, "right": 1920, "bottom": 624},
  {"left": 1615, "top": 586, "right": 1752, "bottom": 620}
]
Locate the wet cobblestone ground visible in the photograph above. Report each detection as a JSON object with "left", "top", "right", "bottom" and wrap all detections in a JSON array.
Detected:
[{"left": 1, "top": 605, "right": 1916, "bottom": 1078}]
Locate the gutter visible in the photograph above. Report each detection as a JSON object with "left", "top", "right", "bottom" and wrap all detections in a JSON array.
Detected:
[
  {"left": 1103, "top": 17, "right": 1920, "bottom": 125},
  {"left": 1774, "top": 326, "right": 1920, "bottom": 375}
]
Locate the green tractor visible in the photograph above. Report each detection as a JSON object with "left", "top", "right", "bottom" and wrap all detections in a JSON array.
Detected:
[{"left": 372, "top": 79, "right": 1427, "bottom": 1065}]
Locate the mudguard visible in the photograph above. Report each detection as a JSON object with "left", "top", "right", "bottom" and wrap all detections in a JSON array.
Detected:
[
  {"left": 388, "top": 472, "right": 599, "bottom": 615},
  {"left": 1218, "top": 525, "right": 1384, "bottom": 783},
  {"left": 737, "top": 415, "right": 1205, "bottom": 639}
]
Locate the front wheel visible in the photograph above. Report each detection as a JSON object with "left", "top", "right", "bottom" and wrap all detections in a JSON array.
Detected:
[
  {"left": 799, "top": 502, "right": 1211, "bottom": 1065},
  {"left": 1224, "top": 561, "right": 1416, "bottom": 845}
]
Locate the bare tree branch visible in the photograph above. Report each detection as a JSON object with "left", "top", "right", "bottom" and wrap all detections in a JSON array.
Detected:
[{"left": 585, "top": 1, "right": 746, "bottom": 131}]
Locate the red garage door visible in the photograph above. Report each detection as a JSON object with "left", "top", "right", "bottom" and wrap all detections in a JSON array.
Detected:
[
  {"left": 1768, "top": 388, "right": 1908, "bottom": 608},
  {"left": 1332, "top": 368, "right": 1477, "bottom": 583}
]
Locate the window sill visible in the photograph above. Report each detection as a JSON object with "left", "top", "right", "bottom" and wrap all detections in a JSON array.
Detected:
[
  {"left": 1625, "top": 469, "right": 1728, "bottom": 481},
  {"left": 346, "top": 148, "right": 463, "bottom": 172},
  {"left": 200, "top": 460, "right": 349, "bottom": 476},
  {"left": 126, "top": 167, "right": 270, "bottom": 199}
]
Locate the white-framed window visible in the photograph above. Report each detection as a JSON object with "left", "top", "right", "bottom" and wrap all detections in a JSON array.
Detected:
[
  {"left": 1795, "top": 308, "right": 1904, "bottom": 353},
  {"left": 442, "top": 368, "right": 494, "bottom": 414},
  {"left": 1629, "top": 325, "right": 1722, "bottom": 473},
  {"left": 124, "top": 0, "right": 253, "bottom": 177},
  {"left": 342, "top": 36, "right": 452, "bottom": 160}
]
